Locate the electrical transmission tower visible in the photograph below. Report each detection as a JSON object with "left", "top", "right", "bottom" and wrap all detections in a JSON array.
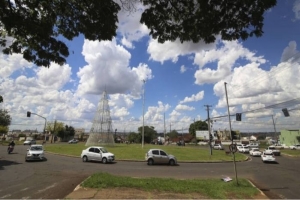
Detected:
[{"left": 85, "top": 91, "right": 115, "bottom": 146}]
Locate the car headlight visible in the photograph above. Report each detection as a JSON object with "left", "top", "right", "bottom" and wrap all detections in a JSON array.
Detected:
[{"left": 27, "top": 153, "right": 32, "bottom": 156}]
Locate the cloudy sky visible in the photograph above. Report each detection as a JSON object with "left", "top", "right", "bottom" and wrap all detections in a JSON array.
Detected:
[{"left": 2, "top": 0, "right": 300, "bottom": 134}]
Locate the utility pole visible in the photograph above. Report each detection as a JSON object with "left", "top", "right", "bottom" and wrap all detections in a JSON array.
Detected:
[
  {"left": 272, "top": 115, "right": 277, "bottom": 142},
  {"left": 224, "top": 82, "right": 238, "bottom": 185},
  {"left": 164, "top": 112, "right": 166, "bottom": 142},
  {"left": 204, "top": 105, "right": 212, "bottom": 155},
  {"left": 142, "top": 80, "right": 145, "bottom": 148}
]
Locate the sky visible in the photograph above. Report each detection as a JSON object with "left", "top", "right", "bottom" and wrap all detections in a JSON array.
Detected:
[{"left": 1, "top": 0, "right": 300, "bottom": 134}]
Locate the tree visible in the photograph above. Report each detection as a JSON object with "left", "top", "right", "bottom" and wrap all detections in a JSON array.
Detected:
[
  {"left": 297, "top": 136, "right": 300, "bottom": 143},
  {"left": 0, "top": 95, "right": 3, "bottom": 103},
  {"left": 167, "top": 130, "right": 178, "bottom": 140},
  {"left": 0, "top": 0, "right": 277, "bottom": 67},
  {"left": 189, "top": 120, "right": 208, "bottom": 137},
  {"left": 0, "top": 125, "right": 8, "bottom": 134},
  {"left": 138, "top": 126, "right": 157, "bottom": 143},
  {"left": 46, "top": 120, "right": 64, "bottom": 136},
  {"left": 127, "top": 132, "right": 140, "bottom": 143},
  {"left": 0, "top": 109, "right": 11, "bottom": 127}
]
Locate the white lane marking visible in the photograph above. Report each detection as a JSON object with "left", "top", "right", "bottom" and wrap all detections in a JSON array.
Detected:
[
  {"left": 0, "top": 194, "right": 11, "bottom": 198},
  {"left": 36, "top": 183, "right": 57, "bottom": 193},
  {"left": 22, "top": 196, "right": 30, "bottom": 199},
  {"left": 21, "top": 187, "right": 29, "bottom": 191}
]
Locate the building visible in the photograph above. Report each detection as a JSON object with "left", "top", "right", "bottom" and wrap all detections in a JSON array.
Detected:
[{"left": 279, "top": 130, "right": 300, "bottom": 146}]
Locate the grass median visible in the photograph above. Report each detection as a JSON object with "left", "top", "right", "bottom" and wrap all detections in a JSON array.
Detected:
[
  {"left": 80, "top": 172, "right": 261, "bottom": 199},
  {"left": 44, "top": 143, "right": 248, "bottom": 162}
]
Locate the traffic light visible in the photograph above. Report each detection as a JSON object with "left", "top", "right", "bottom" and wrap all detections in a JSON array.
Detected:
[
  {"left": 282, "top": 108, "right": 290, "bottom": 117},
  {"left": 236, "top": 113, "right": 242, "bottom": 121},
  {"left": 27, "top": 111, "right": 31, "bottom": 117},
  {"left": 209, "top": 134, "right": 213, "bottom": 141}
]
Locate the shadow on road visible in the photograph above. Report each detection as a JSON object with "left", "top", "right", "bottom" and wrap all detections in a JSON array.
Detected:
[{"left": 0, "top": 159, "right": 22, "bottom": 170}]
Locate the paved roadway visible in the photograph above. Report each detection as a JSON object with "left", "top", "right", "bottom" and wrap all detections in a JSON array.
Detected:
[{"left": 0, "top": 144, "right": 300, "bottom": 199}]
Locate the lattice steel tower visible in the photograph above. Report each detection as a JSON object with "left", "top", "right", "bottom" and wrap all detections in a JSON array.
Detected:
[{"left": 85, "top": 91, "right": 115, "bottom": 146}]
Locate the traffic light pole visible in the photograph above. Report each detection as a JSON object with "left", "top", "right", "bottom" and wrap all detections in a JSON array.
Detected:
[
  {"left": 204, "top": 105, "right": 212, "bottom": 156},
  {"left": 224, "top": 82, "right": 238, "bottom": 185},
  {"left": 27, "top": 111, "right": 47, "bottom": 141}
]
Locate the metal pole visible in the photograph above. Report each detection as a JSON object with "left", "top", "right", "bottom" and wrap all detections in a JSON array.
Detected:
[
  {"left": 205, "top": 105, "right": 212, "bottom": 156},
  {"left": 224, "top": 82, "right": 238, "bottom": 185},
  {"left": 142, "top": 80, "right": 145, "bottom": 148},
  {"left": 272, "top": 115, "right": 277, "bottom": 142}
]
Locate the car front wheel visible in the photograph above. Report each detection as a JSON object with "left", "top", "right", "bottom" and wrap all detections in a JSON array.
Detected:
[
  {"left": 169, "top": 159, "right": 175, "bottom": 166},
  {"left": 82, "top": 156, "right": 88, "bottom": 162},
  {"left": 102, "top": 158, "right": 107, "bottom": 164}
]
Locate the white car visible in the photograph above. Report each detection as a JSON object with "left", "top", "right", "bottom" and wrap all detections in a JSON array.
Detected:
[
  {"left": 289, "top": 144, "right": 300, "bottom": 150},
  {"left": 249, "top": 148, "right": 262, "bottom": 157},
  {"left": 23, "top": 139, "right": 36, "bottom": 145},
  {"left": 81, "top": 146, "right": 115, "bottom": 164},
  {"left": 261, "top": 151, "right": 276, "bottom": 163},
  {"left": 213, "top": 144, "right": 224, "bottom": 150},
  {"left": 238, "top": 145, "right": 249, "bottom": 153},
  {"left": 25, "top": 144, "right": 46, "bottom": 161}
]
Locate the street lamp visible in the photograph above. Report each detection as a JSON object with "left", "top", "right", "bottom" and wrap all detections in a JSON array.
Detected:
[
  {"left": 142, "top": 79, "right": 145, "bottom": 148},
  {"left": 27, "top": 111, "right": 47, "bottom": 141}
]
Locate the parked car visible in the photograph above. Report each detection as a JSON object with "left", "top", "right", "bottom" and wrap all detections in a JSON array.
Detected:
[
  {"left": 145, "top": 149, "right": 177, "bottom": 166},
  {"left": 23, "top": 139, "right": 36, "bottom": 145},
  {"left": 248, "top": 143, "right": 259, "bottom": 149},
  {"left": 270, "top": 144, "right": 284, "bottom": 149},
  {"left": 213, "top": 144, "right": 224, "bottom": 150},
  {"left": 265, "top": 146, "right": 281, "bottom": 156},
  {"left": 81, "top": 146, "right": 115, "bottom": 164},
  {"left": 289, "top": 144, "right": 300, "bottom": 150},
  {"left": 261, "top": 151, "right": 276, "bottom": 163},
  {"left": 25, "top": 144, "right": 45, "bottom": 161},
  {"left": 68, "top": 139, "right": 78, "bottom": 144},
  {"left": 249, "top": 148, "right": 262, "bottom": 157},
  {"left": 238, "top": 145, "right": 249, "bottom": 153}
]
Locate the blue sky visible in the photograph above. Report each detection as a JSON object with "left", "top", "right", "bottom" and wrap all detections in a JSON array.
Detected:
[{"left": 2, "top": 0, "right": 300, "bottom": 134}]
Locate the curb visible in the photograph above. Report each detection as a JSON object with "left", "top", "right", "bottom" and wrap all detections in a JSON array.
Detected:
[{"left": 247, "top": 180, "right": 268, "bottom": 199}]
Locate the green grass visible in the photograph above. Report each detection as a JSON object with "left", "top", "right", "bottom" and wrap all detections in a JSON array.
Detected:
[
  {"left": 281, "top": 149, "right": 300, "bottom": 156},
  {"left": 44, "top": 143, "right": 247, "bottom": 162},
  {"left": 81, "top": 172, "right": 260, "bottom": 199}
]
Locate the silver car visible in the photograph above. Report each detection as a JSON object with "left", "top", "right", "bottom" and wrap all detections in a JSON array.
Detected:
[
  {"left": 25, "top": 144, "right": 46, "bottom": 161},
  {"left": 145, "top": 149, "right": 177, "bottom": 166}
]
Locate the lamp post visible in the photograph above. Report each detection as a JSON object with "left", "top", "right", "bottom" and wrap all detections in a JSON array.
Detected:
[
  {"left": 142, "top": 79, "right": 145, "bottom": 148},
  {"left": 27, "top": 111, "right": 47, "bottom": 141}
]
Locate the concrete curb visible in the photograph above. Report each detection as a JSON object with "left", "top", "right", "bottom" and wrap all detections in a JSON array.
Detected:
[{"left": 247, "top": 180, "right": 269, "bottom": 199}]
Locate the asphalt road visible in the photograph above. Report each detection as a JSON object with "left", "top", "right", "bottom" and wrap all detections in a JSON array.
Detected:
[{"left": 0, "top": 144, "right": 300, "bottom": 199}]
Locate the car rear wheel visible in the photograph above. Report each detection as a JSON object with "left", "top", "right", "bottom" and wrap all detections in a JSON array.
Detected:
[
  {"left": 147, "top": 159, "right": 154, "bottom": 165},
  {"left": 82, "top": 156, "right": 88, "bottom": 162},
  {"left": 169, "top": 159, "right": 175, "bottom": 166},
  {"left": 102, "top": 158, "right": 107, "bottom": 164}
]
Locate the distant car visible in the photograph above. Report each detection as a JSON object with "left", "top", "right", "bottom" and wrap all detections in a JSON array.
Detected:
[
  {"left": 81, "top": 146, "right": 115, "bottom": 164},
  {"left": 25, "top": 144, "right": 45, "bottom": 161},
  {"left": 248, "top": 143, "right": 259, "bottom": 149},
  {"left": 265, "top": 146, "right": 281, "bottom": 156},
  {"left": 68, "top": 139, "right": 78, "bottom": 144},
  {"left": 249, "top": 148, "right": 262, "bottom": 157},
  {"left": 238, "top": 145, "right": 249, "bottom": 153},
  {"left": 271, "top": 144, "right": 284, "bottom": 149},
  {"left": 145, "top": 149, "right": 177, "bottom": 166},
  {"left": 23, "top": 139, "right": 36, "bottom": 145},
  {"left": 213, "top": 144, "right": 224, "bottom": 150},
  {"left": 289, "top": 144, "right": 300, "bottom": 150},
  {"left": 261, "top": 151, "right": 276, "bottom": 163}
]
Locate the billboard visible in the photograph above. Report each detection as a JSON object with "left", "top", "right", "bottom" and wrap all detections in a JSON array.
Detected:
[{"left": 196, "top": 130, "right": 209, "bottom": 140}]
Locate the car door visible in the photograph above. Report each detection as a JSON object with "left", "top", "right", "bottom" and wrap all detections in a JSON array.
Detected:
[
  {"left": 151, "top": 150, "right": 160, "bottom": 163},
  {"left": 94, "top": 148, "right": 102, "bottom": 161},
  {"left": 87, "top": 147, "right": 96, "bottom": 160},
  {"left": 159, "top": 150, "right": 169, "bottom": 164}
]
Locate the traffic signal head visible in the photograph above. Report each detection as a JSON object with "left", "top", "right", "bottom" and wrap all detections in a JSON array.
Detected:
[
  {"left": 282, "top": 108, "right": 290, "bottom": 117},
  {"left": 209, "top": 134, "right": 213, "bottom": 141},
  {"left": 27, "top": 111, "right": 31, "bottom": 117},
  {"left": 236, "top": 113, "right": 242, "bottom": 121}
]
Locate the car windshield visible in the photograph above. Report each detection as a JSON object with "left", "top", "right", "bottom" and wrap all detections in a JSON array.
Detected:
[
  {"left": 30, "top": 146, "right": 43, "bottom": 151},
  {"left": 100, "top": 148, "right": 108, "bottom": 153},
  {"left": 265, "top": 153, "right": 273, "bottom": 156}
]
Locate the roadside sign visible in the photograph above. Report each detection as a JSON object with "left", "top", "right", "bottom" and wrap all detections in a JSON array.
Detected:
[{"left": 229, "top": 144, "right": 237, "bottom": 153}]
